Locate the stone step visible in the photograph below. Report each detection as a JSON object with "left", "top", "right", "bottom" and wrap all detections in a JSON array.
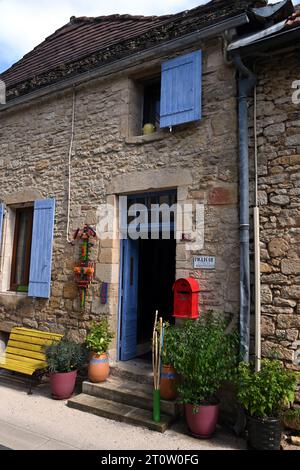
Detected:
[
  {"left": 68, "top": 394, "right": 175, "bottom": 433},
  {"left": 82, "top": 376, "right": 179, "bottom": 417},
  {"left": 110, "top": 359, "right": 153, "bottom": 385}
]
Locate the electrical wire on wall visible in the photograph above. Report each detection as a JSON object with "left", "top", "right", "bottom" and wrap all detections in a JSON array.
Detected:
[{"left": 66, "top": 86, "right": 76, "bottom": 244}]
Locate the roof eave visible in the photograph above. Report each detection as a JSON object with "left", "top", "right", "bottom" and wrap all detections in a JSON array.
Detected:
[
  {"left": 228, "top": 24, "right": 300, "bottom": 58},
  {"left": 0, "top": 12, "right": 249, "bottom": 112}
]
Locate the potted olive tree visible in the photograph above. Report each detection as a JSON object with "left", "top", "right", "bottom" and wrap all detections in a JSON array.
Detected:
[
  {"left": 45, "top": 338, "right": 88, "bottom": 399},
  {"left": 86, "top": 319, "right": 114, "bottom": 383},
  {"left": 171, "top": 315, "right": 238, "bottom": 438},
  {"left": 237, "top": 359, "right": 298, "bottom": 450}
]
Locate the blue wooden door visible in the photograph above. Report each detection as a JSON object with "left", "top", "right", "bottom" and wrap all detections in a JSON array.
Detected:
[{"left": 120, "top": 239, "right": 139, "bottom": 361}]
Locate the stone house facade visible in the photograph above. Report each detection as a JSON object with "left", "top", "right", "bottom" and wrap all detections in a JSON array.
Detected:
[
  {"left": 0, "top": 0, "right": 299, "bottom": 376},
  {"left": 0, "top": 1, "right": 246, "bottom": 360}
]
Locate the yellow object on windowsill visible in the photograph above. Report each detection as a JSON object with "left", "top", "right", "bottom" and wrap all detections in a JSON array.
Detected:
[{"left": 142, "top": 123, "right": 155, "bottom": 135}]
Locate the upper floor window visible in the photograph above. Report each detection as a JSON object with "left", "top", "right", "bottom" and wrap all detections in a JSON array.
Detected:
[
  {"left": 143, "top": 79, "right": 161, "bottom": 131},
  {"left": 128, "top": 49, "right": 202, "bottom": 137}
]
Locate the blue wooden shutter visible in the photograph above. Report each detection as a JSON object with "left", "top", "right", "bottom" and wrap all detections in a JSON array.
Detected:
[
  {"left": 120, "top": 239, "right": 139, "bottom": 361},
  {"left": 160, "top": 50, "right": 202, "bottom": 128},
  {"left": 0, "top": 203, "right": 4, "bottom": 249},
  {"left": 28, "top": 199, "right": 55, "bottom": 298}
]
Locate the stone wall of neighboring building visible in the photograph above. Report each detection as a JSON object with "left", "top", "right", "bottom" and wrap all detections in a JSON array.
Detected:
[
  {"left": 250, "top": 50, "right": 300, "bottom": 378},
  {"left": 0, "top": 38, "right": 240, "bottom": 356}
]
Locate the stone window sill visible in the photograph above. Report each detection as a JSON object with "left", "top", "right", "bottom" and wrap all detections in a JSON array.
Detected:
[
  {"left": 0, "top": 291, "right": 27, "bottom": 298},
  {"left": 125, "top": 130, "right": 167, "bottom": 145}
]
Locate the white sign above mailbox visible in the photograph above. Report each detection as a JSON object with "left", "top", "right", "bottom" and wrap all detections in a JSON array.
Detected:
[{"left": 193, "top": 256, "right": 216, "bottom": 269}]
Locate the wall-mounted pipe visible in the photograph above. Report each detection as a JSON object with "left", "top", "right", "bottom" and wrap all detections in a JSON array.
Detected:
[
  {"left": 233, "top": 54, "right": 256, "bottom": 362},
  {"left": 253, "top": 80, "right": 261, "bottom": 372}
]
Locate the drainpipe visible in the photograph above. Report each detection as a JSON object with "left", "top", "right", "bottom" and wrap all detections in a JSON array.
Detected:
[
  {"left": 233, "top": 55, "right": 256, "bottom": 362},
  {"left": 253, "top": 79, "right": 261, "bottom": 372}
]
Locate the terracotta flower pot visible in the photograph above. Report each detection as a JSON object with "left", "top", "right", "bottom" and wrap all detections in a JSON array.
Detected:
[
  {"left": 160, "top": 365, "right": 178, "bottom": 400},
  {"left": 88, "top": 352, "right": 109, "bottom": 383},
  {"left": 185, "top": 403, "right": 220, "bottom": 439},
  {"left": 50, "top": 370, "right": 77, "bottom": 400}
]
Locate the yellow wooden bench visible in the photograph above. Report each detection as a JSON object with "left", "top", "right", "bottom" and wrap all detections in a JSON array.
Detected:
[{"left": 0, "top": 327, "right": 63, "bottom": 393}]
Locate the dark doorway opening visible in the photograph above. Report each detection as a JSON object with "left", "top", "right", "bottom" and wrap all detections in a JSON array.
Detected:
[
  {"left": 119, "top": 189, "right": 177, "bottom": 362},
  {"left": 136, "top": 235, "right": 176, "bottom": 357}
]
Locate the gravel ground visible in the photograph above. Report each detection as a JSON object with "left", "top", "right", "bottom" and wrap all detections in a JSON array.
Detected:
[{"left": 0, "top": 381, "right": 246, "bottom": 450}]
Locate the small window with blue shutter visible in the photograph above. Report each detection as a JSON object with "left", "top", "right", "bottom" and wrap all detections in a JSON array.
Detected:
[
  {"left": 129, "top": 50, "right": 202, "bottom": 136},
  {"left": 5, "top": 199, "right": 55, "bottom": 297},
  {"left": 160, "top": 50, "right": 202, "bottom": 128}
]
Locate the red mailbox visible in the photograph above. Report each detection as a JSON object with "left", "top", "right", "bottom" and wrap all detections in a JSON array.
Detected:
[{"left": 173, "top": 278, "right": 200, "bottom": 319}]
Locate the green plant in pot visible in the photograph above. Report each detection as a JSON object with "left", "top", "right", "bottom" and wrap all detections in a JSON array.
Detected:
[
  {"left": 45, "top": 338, "right": 88, "bottom": 400},
  {"left": 160, "top": 323, "right": 178, "bottom": 401},
  {"left": 171, "top": 314, "right": 238, "bottom": 438},
  {"left": 237, "top": 359, "right": 298, "bottom": 450},
  {"left": 86, "top": 319, "right": 114, "bottom": 383}
]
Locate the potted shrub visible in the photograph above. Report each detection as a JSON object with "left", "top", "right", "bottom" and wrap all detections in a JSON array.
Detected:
[
  {"left": 86, "top": 319, "right": 114, "bottom": 383},
  {"left": 237, "top": 359, "right": 298, "bottom": 450},
  {"left": 45, "top": 338, "right": 88, "bottom": 400},
  {"left": 160, "top": 323, "right": 178, "bottom": 401},
  {"left": 171, "top": 315, "right": 238, "bottom": 438}
]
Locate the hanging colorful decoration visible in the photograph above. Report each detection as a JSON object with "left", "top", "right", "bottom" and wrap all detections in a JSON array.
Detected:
[{"left": 73, "top": 224, "right": 97, "bottom": 309}]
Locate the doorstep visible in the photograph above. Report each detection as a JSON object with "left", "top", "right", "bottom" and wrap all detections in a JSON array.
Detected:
[
  {"left": 68, "top": 359, "right": 180, "bottom": 432},
  {"left": 67, "top": 361, "right": 180, "bottom": 433},
  {"left": 68, "top": 394, "right": 175, "bottom": 433},
  {"left": 109, "top": 358, "right": 153, "bottom": 384},
  {"left": 82, "top": 375, "right": 179, "bottom": 417}
]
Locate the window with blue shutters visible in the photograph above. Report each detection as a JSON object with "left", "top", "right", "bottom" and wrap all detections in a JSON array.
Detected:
[
  {"left": 129, "top": 50, "right": 202, "bottom": 136},
  {"left": 28, "top": 199, "right": 55, "bottom": 299},
  {"left": 0, "top": 199, "right": 55, "bottom": 296},
  {"left": 160, "top": 50, "right": 202, "bottom": 128}
]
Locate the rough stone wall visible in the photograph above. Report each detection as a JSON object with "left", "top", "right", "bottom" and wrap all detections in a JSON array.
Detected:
[
  {"left": 250, "top": 50, "right": 300, "bottom": 376},
  {"left": 0, "top": 38, "right": 240, "bottom": 356}
]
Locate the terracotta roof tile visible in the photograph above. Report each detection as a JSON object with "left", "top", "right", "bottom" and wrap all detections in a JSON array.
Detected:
[{"left": 1, "top": 1, "right": 254, "bottom": 92}]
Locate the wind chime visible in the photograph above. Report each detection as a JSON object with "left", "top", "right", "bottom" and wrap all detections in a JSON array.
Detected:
[{"left": 73, "top": 224, "right": 97, "bottom": 309}]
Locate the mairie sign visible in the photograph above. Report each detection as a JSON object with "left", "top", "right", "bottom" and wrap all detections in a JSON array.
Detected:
[{"left": 193, "top": 256, "right": 216, "bottom": 269}]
